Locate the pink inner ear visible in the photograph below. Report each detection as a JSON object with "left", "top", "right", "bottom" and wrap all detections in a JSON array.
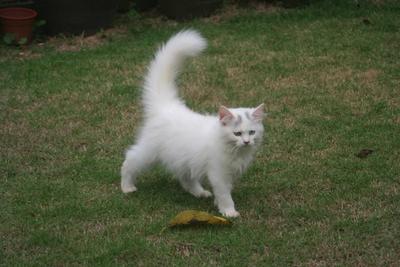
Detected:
[
  {"left": 252, "top": 104, "right": 264, "bottom": 121},
  {"left": 219, "top": 106, "right": 233, "bottom": 125}
]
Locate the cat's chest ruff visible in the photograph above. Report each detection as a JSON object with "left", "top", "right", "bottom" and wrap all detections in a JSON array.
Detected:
[{"left": 226, "top": 152, "right": 254, "bottom": 176}]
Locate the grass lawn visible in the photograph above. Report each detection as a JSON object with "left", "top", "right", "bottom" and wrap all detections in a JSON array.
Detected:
[{"left": 1, "top": 0, "right": 399, "bottom": 265}]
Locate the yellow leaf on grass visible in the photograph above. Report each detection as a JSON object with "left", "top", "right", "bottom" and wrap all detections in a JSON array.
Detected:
[{"left": 169, "top": 210, "right": 232, "bottom": 227}]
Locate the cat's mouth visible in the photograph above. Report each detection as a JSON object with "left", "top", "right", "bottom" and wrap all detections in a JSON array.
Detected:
[{"left": 238, "top": 143, "right": 253, "bottom": 149}]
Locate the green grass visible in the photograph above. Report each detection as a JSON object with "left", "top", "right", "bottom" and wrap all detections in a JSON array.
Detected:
[{"left": 1, "top": 1, "right": 399, "bottom": 265}]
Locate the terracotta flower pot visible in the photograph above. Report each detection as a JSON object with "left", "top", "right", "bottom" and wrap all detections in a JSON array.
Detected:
[{"left": 0, "top": 7, "right": 37, "bottom": 44}]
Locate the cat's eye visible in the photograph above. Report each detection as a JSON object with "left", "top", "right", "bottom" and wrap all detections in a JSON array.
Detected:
[
  {"left": 233, "top": 131, "right": 242, "bottom": 136},
  {"left": 249, "top": 130, "right": 256, "bottom": 135}
]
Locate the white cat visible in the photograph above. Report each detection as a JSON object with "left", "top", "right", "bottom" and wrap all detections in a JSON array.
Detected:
[{"left": 121, "top": 30, "right": 265, "bottom": 217}]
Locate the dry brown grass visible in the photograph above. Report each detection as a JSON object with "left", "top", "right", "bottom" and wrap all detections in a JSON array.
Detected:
[{"left": 1, "top": 1, "right": 399, "bottom": 265}]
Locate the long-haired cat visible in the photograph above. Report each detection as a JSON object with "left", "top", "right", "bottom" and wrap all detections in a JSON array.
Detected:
[{"left": 121, "top": 30, "right": 264, "bottom": 217}]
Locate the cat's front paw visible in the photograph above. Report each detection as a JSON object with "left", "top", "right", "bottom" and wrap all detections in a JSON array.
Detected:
[
  {"left": 221, "top": 209, "right": 240, "bottom": 218},
  {"left": 192, "top": 189, "right": 212, "bottom": 198},
  {"left": 199, "top": 190, "right": 212, "bottom": 198},
  {"left": 121, "top": 185, "right": 137, "bottom": 193}
]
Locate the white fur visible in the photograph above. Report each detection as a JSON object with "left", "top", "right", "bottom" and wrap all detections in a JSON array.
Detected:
[{"left": 121, "top": 30, "right": 265, "bottom": 217}]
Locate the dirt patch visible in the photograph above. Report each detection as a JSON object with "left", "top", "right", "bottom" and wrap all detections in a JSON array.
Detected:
[
  {"left": 203, "top": 2, "right": 280, "bottom": 24},
  {"left": 0, "top": 26, "right": 128, "bottom": 61},
  {"left": 15, "top": 50, "right": 42, "bottom": 60},
  {"left": 0, "top": 45, "right": 44, "bottom": 61},
  {"left": 318, "top": 68, "right": 354, "bottom": 87},
  {"left": 358, "top": 69, "right": 380, "bottom": 85},
  {"left": 174, "top": 243, "right": 196, "bottom": 257},
  {"left": 48, "top": 26, "right": 128, "bottom": 52}
]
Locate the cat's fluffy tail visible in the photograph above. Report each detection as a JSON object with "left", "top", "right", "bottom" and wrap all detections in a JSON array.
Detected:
[{"left": 142, "top": 30, "right": 207, "bottom": 112}]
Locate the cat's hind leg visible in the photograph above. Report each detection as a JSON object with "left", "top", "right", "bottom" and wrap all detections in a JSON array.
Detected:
[
  {"left": 121, "top": 142, "right": 156, "bottom": 193},
  {"left": 179, "top": 177, "right": 212, "bottom": 198}
]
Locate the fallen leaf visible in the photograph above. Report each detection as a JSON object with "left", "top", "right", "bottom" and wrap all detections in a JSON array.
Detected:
[
  {"left": 362, "top": 18, "right": 371, "bottom": 25},
  {"left": 169, "top": 210, "right": 232, "bottom": 227},
  {"left": 355, "top": 149, "right": 374, "bottom": 158}
]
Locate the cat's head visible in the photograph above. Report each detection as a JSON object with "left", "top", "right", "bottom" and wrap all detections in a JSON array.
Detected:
[{"left": 218, "top": 104, "right": 265, "bottom": 148}]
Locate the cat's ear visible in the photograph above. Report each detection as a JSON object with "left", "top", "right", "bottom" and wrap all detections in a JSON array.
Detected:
[
  {"left": 252, "top": 104, "right": 265, "bottom": 122},
  {"left": 219, "top": 106, "right": 234, "bottom": 125}
]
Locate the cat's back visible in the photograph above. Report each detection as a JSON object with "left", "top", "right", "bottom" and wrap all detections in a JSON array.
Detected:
[
  {"left": 144, "top": 102, "right": 218, "bottom": 141},
  {"left": 142, "top": 103, "right": 219, "bottom": 171}
]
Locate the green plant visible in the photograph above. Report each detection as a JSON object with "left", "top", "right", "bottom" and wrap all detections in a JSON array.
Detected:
[
  {"left": 2, "top": 33, "right": 15, "bottom": 45},
  {"left": 1, "top": 20, "right": 46, "bottom": 46},
  {"left": 2, "top": 33, "right": 27, "bottom": 46},
  {"left": 34, "top": 19, "right": 47, "bottom": 29}
]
